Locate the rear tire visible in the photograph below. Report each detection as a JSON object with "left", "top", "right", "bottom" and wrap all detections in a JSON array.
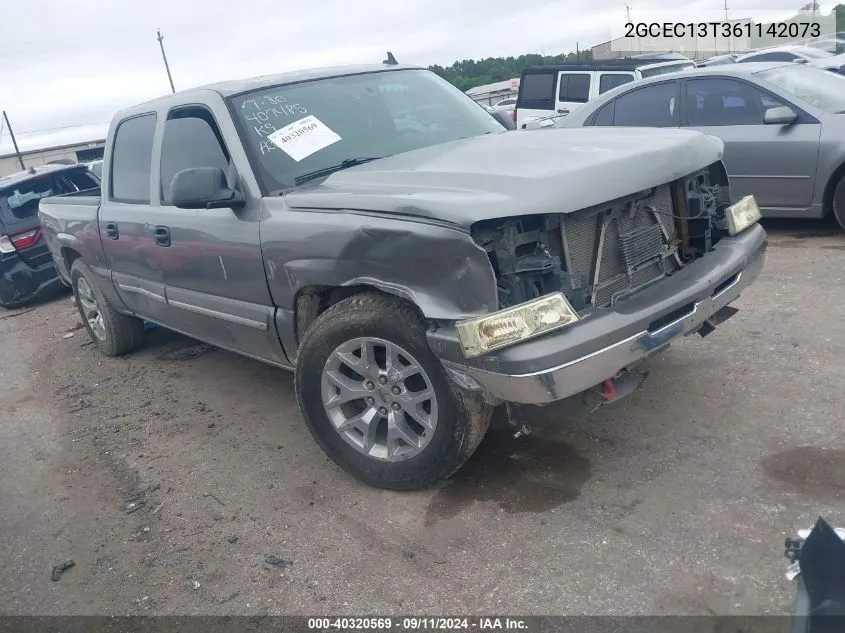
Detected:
[
  {"left": 70, "top": 259, "right": 145, "bottom": 356},
  {"left": 832, "top": 176, "right": 845, "bottom": 232},
  {"left": 294, "top": 292, "right": 492, "bottom": 490}
]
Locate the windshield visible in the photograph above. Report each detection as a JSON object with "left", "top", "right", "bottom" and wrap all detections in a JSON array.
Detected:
[
  {"left": 705, "top": 56, "right": 736, "bottom": 66},
  {"left": 230, "top": 69, "right": 505, "bottom": 191},
  {"left": 639, "top": 61, "right": 695, "bottom": 78},
  {"left": 757, "top": 64, "right": 845, "bottom": 113}
]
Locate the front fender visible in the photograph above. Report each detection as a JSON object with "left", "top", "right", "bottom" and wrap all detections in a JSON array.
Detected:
[{"left": 260, "top": 205, "right": 498, "bottom": 320}]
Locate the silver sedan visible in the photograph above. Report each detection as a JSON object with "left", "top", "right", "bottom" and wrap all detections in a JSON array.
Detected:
[{"left": 554, "top": 62, "right": 845, "bottom": 230}]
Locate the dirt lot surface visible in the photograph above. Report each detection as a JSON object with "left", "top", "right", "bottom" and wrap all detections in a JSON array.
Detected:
[{"left": 1, "top": 220, "right": 844, "bottom": 616}]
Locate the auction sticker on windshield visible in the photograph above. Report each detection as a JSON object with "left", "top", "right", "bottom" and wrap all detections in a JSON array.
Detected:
[{"left": 267, "top": 115, "right": 342, "bottom": 161}]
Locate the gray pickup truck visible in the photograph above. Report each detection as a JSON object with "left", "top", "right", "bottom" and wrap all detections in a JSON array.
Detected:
[{"left": 38, "top": 62, "right": 767, "bottom": 490}]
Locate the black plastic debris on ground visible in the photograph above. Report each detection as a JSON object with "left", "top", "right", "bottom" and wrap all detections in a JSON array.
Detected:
[
  {"left": 120, "top": 483, "right": 160, "bottom": 514},
  {"left": 51, "top": 560, "right": 75, "bottom": 582},
  {"left": 263, "top": 555, "right": 292, "bottom": 568},
  {"left": 800, "top": 516, "right": 845, "bottom": 633}
]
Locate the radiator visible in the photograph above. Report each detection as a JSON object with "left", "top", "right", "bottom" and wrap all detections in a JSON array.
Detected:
[{"left": 560, "top": 184, "right": 680, "bottom": 309}]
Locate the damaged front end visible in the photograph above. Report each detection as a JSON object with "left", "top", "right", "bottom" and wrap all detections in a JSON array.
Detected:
[
  {"left": 467, "top": 161, "right": 735, "bottom": 415},
  {"left": 471, "top": 162, "right": 731, "bottom": 312}
]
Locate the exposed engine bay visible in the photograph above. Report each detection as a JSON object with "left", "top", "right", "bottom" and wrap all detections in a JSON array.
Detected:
[{"left": 470, "top": 163, "right": 731, "bottom": 311}]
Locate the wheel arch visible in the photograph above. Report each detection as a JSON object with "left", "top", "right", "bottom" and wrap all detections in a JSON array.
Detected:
[
  {"left": 294, "top": 284, "right": 425, "bottom": 346},
  {"left": 822, "top": 160, "right": 845, "bottom": 218}
]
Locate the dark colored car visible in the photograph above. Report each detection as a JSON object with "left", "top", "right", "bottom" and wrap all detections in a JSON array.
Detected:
[
  {"left": 0, "top": 164, "right": 99, "bottom": 308},
  {"left": 39, "top": 63, "right": 766, "bottom": 490}
]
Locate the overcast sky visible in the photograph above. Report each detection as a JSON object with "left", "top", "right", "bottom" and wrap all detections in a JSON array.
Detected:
[{"left": 0, "top": 0, "right": 831, "bottom": 155}]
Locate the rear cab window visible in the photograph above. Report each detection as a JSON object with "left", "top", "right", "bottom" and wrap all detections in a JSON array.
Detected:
[
  {"left": 110, "top": 114, "right": 157, "bottom": 204},
  {"left": 599, "top": 73, "right": 634, "bottom": 94},
  {"left": 516, "top": 71, "right": 557, "bottom": 110},
  {"left": 557, "top": 73, "right": 591, "bottom": 103}
]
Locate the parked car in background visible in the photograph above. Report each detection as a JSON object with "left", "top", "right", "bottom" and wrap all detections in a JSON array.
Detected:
[
  {"left": 481, "top": 104, "right": 516, "bottom": 129},
  {"left": 735, "top": 45, "right": 845, "bottom": 74},
  {"left": 38, "top": 62, "right": 765, "bottom": 489},
  {"left": 493, "top": 97, "right": 516, "bottom": 108},
  {"left": 514, "top": 56, "right": 695, "bottom": 128},
  {"left": 803, "top": 34, "right": 845, "bottom": 55},
  {"left": 1, "top": 164, "right": 99, "bottom": 308},
  {"left": 697, "top": 54, "right": 738, "bottom": 67},
  {"left": 555, "top": 62, "right": 845, "bottom": 230},
  {"left": 85, "top": 159, "right": 104, "bottom": 179}
]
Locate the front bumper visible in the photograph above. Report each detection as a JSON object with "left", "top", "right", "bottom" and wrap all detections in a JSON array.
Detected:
[{"left": 432, "top": 223, "right": 767, "bottom": 405}]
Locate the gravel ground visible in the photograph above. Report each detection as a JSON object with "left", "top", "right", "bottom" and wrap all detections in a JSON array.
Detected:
[{"left": 1, "top": 219, "right": 843, "bottom": 616}]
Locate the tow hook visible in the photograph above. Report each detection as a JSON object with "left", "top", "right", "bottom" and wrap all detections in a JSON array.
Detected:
[
  {"left": 582, "top": 370, "right": 649, "bottom": 413},
  {"left": 504, "top": 402, "right": 532, "bottom": 439}
]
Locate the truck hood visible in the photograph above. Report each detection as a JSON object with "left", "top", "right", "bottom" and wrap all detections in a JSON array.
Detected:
[{"left": 282, "top": 128, "right": 724, "bottom": 229}]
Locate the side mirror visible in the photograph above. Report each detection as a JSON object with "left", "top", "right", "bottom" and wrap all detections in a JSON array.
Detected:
[
  {"left": 764, "top": 106, "right": 798, "bottom": 125},
  {"left": 170, "top": 167, "right": 244, "bottom": 210},
  {"left": 491, "top": 109, "right": 516, "bottom": 130}
]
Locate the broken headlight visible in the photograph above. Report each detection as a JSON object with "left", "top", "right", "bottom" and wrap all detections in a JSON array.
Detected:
[
  {"left": 725, "top": 195, "right": 761, "bottom": 236},
  {"left": 455, "top": 293, "right": 580, "bottom": 358}
]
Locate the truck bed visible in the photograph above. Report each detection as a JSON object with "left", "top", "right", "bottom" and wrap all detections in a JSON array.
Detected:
[{"left": 38, "top": 188, "right": 102, "bottom": 284}]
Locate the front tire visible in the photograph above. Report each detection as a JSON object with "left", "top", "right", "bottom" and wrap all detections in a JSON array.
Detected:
[
  {"left": 70, "top": 259, "right": 145, "bottom": 356},
  {"left": 832, "top": 176, "right": 845, "bottom": 232},
  {"left": 294, "top": 292, "right": 492, "bottom": 490}
]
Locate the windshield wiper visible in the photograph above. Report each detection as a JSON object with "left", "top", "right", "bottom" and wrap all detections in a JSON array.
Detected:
[{"left": 294, "top": 157, "right": 383, "bottom": 186}]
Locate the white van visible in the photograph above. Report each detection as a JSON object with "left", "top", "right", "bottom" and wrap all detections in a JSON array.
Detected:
[{"left": 514, "top": 57, "right": 695, "bottom": 129}]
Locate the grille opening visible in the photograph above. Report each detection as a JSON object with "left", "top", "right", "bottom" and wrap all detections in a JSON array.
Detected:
[{"left": 648, "top": 302, "right": 695, "bottom": 332}]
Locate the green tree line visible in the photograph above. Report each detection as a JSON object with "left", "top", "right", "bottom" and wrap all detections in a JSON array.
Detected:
[{"left": 428, "top": 51, "right": 592, "bottom": 92}]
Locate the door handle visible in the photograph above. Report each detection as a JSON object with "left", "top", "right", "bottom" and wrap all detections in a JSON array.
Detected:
[
  {"left": 105, "top": 222, "right": 119, "bottom": 240},
  {"left": 557, "top": 109, "right": 570, "bottom": 114},
  {"left": 152, "top": 226, "right": 171, "bottom": 247}
]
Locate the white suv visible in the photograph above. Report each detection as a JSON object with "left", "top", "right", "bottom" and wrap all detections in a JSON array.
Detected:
[{"left": 514, "top": 57, "right": 695, "bottom": 129}]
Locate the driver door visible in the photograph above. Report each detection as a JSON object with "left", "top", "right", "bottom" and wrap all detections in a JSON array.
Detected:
[{"left": 681, "top": 77, "right": 821, "bottom": 212}]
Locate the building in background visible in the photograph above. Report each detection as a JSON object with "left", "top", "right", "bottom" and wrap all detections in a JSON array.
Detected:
[
  {"left": 592, "top": 18, "right": 753, "bottom": 60},
  {"left": 0, "top": 139, "right": 106, "bottom": 177},
  {"left": 466, "top": 77, "right": 520, "bottom": 106}
]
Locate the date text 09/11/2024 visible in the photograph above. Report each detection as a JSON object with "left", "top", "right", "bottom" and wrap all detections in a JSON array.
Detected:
[
  {"left": 624, "top": 21, "right": 822, "bottom": 39},
  {"left": 307, "top": 618, "right": 528, "bottom": 631}
]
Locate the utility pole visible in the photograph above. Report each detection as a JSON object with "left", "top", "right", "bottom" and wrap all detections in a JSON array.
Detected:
[
  {"left": 156, "top": 28, "right": 176, "bottom": 93},
  {"left": 2, "top": 111, "right": 25, "bottom": 171}
]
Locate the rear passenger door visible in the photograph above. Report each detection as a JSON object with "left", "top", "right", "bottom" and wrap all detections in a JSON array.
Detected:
[
  {"left": 154, "top": 105, "right": 285, "bottom": 365},
  {"left": 555, "top": 72, "right": 591, "bottom": 115},
  {"left": 99, "top": 113, "right": 171, "bottom": 320}
]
